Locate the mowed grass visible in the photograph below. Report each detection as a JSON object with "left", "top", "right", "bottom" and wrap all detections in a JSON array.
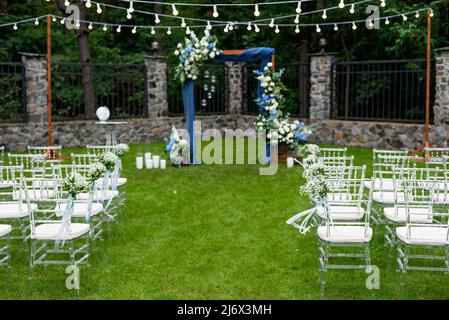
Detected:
[{"left": 1, "top": 142, "right": 449, "bottom": 300}]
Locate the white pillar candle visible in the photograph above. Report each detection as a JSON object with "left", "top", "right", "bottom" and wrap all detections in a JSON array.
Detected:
[
  {"left": 287, "top": 157, "right": 294, "bottom": 168},
  {"left": 145, "top": 159, "right": 154, "bottom": 169},
  {"left": 136, "top": 156, "right": 144, "bottom": 169},
  {"left": 144, "top": 152, "right": 152, "bottom": 162},
  {"left": 153, "top": 155, "right": 160, "bottom": 168},
  {"left": 160, "top": 159, "right": 166, "bottom": 169}
]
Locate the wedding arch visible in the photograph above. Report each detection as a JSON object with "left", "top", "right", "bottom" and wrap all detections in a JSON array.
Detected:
[{"left": 181, "top": 47, "right": 275, "bottom": 164}]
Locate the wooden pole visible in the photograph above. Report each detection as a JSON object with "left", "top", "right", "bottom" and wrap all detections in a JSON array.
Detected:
[
  {"left": 424, "top": 10, "right": 432, "bottom": 148},
  {"left": 47, "top": 15, "right": 53, "bottom": 147}
]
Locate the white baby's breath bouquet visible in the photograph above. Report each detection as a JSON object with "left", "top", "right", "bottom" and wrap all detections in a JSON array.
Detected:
[
  {"left": 113, "top": 144, "right": 129, "bottom": 158},
  {"left": 64, "top": 172, "right": 89, "bottom": 198},
  {"left": 87, "top": 162, "right": 106, "bottom": 184},
  {"left": 98, "top": 151, "right": 119, "bottom": 172}
]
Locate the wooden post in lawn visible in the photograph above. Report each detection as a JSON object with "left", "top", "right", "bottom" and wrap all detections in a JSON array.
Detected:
[
  {"left": 424, "top": 9, "right": 432, "bottom": 150},
  {"left": 47, "top": 15, "right": 53, "bottom": 148}
]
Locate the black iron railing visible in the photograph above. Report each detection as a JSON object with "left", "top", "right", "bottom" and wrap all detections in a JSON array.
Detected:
[
  {"left": 51, "top": 62, "right": 147, "bottom": 120},
  {"left": 0, "top": 62, "right": 26, "bottom": 123},
  {"left": 242, "top": 63, "right": 310, "bottom": 117},
  {"left": 331, "top": 59, "right": 435, "bottom": 123},
  {"left": 167, "top": 64, "right": 228, "bottom": 116}
]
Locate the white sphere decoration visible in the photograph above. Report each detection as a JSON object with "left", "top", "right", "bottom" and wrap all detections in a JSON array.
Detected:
[{"left": 96, "top": 106, "right": 110, "bottom": 122}]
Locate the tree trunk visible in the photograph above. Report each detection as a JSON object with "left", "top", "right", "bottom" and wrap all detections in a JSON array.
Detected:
[{"left": 56, "top": 0, "right": 96, "bottom": 118}]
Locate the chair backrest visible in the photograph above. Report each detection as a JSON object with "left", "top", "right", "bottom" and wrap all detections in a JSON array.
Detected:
[
  {"left": 71, "top": 153, "right": 98, "bottom": 167},
  {"left": 319, "top": 147, "right": 347, "bottom": 159},
  {"left": 0, "top": 146, "right": 5, "bottom": 165},
  {"left": 51, "top": 164, "right": 77, "bottom": 181},
  {"left": 22, "top": 176, "right": 63, "bottom": 202},
  {"left": 7, "top": 153, "right": 47, "bottom": 175},
  {"left": 27, "top": 145, "right": 63, "bottom": 162},
  {"left": 424, "top": 147, "right": 449, "bottom": 164},
  {"left": 0, "top": 165, "right": 24, "bottom": 200},
  {"left": 374, "top": 153, "right": 412, "bottom": 181},
  {"left": 87, "top": 145, "right": 114, "bottom": 157}
]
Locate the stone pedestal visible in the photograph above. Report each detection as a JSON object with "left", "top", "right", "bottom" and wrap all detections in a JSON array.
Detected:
[{"left": 226, "top": 62, "right": 244, "bottom": 114}]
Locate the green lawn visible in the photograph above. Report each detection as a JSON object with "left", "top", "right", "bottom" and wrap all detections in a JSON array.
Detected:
[{"left": 1, "top": 143, "right": 449, "bottom": 300}]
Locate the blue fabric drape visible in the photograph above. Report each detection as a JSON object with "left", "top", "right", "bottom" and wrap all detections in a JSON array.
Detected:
[{"left": 181, "top": 48, "right": 275, "bottom": 164}]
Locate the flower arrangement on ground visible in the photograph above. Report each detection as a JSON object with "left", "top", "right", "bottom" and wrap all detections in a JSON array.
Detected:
[
  {"left": 174, "top": 30, "right": 221, "bottom": 83},
  {"left": 165, "top": 127, "right": 190, "bottom": 166}
]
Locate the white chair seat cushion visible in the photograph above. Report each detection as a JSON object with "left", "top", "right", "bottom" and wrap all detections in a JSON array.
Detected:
[
  {"left": 96, "top": 177, "right": 127, "bottom": 187},
  {"left": 31, "top": 223, "right": 90, "bottom": 240},
  {"left": 317, "top": 205, "right": 365, "bottom": 221},
  {"left": 384, "top": 207, "right": 433, "bottom": 223},
  {"left": 55, "top": 202, "right": 104, "bottom": 218},
  {"left": 14, "top": 190, "right": 55, "bottom": 201},
  {"left": 76, "top": 190, "right": 119, "bottom": 201},
  {"left": 363, "top": 178, "right": 398, "bottom": 191},
  {"left": 372, "top": 191, "right": 405, "bottom": 204},
  {"left": 318, "top": 226, "right": 373, "bottom": 243},
  {"left": 0, "top": 203, "right": 38, "bottom": 219},
  {"left": 396, "top": 226, "right": 449, "bottom": 246},
  {"left": 0, "top": 224, "right": 12, "bottom": 238},
  {"left": 0, "top": 180, "right": 15, "bottom": 189}
]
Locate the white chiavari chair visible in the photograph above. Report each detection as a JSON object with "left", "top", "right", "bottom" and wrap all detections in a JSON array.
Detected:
[
  {"left": 319, "top": 147, "right": 347, "bottom": 159},
  {"left": 424, "top": 147, "right": 449, "bottom": 164},
  {"left": 27, "top": 145, "right": 63, "bottom": 163},
  {"left": 396, "top": 178, "right": 449, "bottom": 280},
  {"left": 7, "top": 153, "right": 47, "bottom": 178},
  {"left": 86, "top": 145, "right": 113, "bottom": 157},
  {"left": 317, "top": 165, "right": 373, "bottom": 297},
  {"left": 0, "top": 223, "right": 12, "bottom": 273},
  {"left": 71, "top": 153, "right": 97, "bottom": 167},
  {"left": 0, "top": 146, "right": 5, "bottom": 165}
]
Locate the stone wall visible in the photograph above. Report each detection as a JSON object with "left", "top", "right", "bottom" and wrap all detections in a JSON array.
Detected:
[
  {"left": 309, "top": 53, "right": 335, "bottom": 120},
  {"left": 433, "top": 47, "right": 449, "bottom": 147},
  {"left": 145, "top": 56, "right": 168, "bottom": 119}
]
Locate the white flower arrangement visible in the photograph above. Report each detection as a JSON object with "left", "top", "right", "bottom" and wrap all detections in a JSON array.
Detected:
[
  {"left": 98, "top": 151, "right": 119, "bottom": 172},
  {"left": 174, "top": 30, "right": 221, "bottom": 83},
  {"left": 299, "top": 144, "right": 328, "bottom": 202},
  {"left": 64, "top": 172, "right": 89, "bottom": 198},
  {"left": 87, "top": 162, "right": 106, "bottom": 183},
  {"left": 300, "top": 144, "right": 321, "bottom": 158},
  {"left": 166, "top": 126, "right": 189, "bottom": 166},
  {"left": 113, "top": 143, "right": 129, "bottom": 158}
]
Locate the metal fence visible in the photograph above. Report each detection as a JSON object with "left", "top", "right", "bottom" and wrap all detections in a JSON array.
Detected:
[
  {"left": 0, "top": 62, "right": 26, "bottom": 122},
  {"left": 167, "top": 64, "right": 228, "bottom": 115},
  {"left": 242, "top": 63, "right": 310, "bottom": 117},
  {"left": 52, "top": 62, "right": 147, "bottom": 120},
  {"left": 331, "top": 59, "right": 434, "bottom": 123}
]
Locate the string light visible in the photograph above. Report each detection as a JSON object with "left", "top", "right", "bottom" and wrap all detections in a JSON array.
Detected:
[
  {"left": 349, "top": 4, "right": 355, "bottom": 14},
  {"left": 60, "top": 18, "right": 66, "bottom": 24},
  {"left": 155, "top": 14, "right": 160, "bottom": 24},
  {"left": 102, "top": 24, "right": 107, "bottom": 31},
  {"left": 295, "top": 25, "right": 300, "bottom": 33},
  {"left": 352, "top": 21, "right": 357, "bottom": 30},
  {"left": 339, "top": 0, "right": 345, "bottom": 9},
  {"left": 34, "top": 18, "right": 39, "bottom": 26},
  {"left": 294, "top": 15, "right": 299, "bottom": 24},
  {"left": 334, "top": 23, "right": 338, "bottom": 31},
  {"left": 402, "top": 14, "right": 407, "bottom": 21},
  {"left": 172, "top": 4, "right": 178, "bottom": 16},
  {"left": 429, "top": 9, "right": 434, "bottom": 17},
  {"left": 88, "top": 22, "right": 93, "bottom": 30},
  {"left": 132, "top": 26, "right": 137, "bottom": 33},
  {"left": 322, "top": 9, "right": 327, "bottom": 19},
  {"left": 254, "top": 24, "right": 260, "bottom": 32},
  {"left": 385, "top": 17, "right": 390, "bottom": 24},
  {"left": 254, "top": 4, "right": 260, "bottom": 17},
  {"left": 247, "top": 22, "right": 252, "bottom": 31},
  {"left": 415, "top": 11, "right": 420, "bottom": 18},
  {"left": 206, "top": 21, "right": 212, "bottom": 30},
  {"left": 368, "top": 19, "right": 374, "bottom": 28},
  {"left": 315, "top": 24, "right": 321, "bottom": 33},
  {"left": 64, "top": 0, "right": 70, "bottom": 7},
  {"left": 224, "top": 24, "right": 229, "bottom": 32},
  {"left": 86, "top": 0, "right": 92, "bottom": 8},
  {"left": 13, "top": 23, "right": 17, "bottom": 30},
  {"left": 126, "top": 10, "right": 132, "bottom": 19},
  {"left": 275, "top": 25, "right": 280, "bottom": 33},
  {"left": 185, "top": 26, "right": 191, "bottom": 34},
  {"left": 96, "top": 3, "right": 102, "bottom": 13},
  {"left": 75, "top": 19, "right": 81, "bottom": 28},
  {"left": 116, "top": 25, "right": 121, "bottom": 32},
  {"left": 52, "top": 16, "right": 57, "bottom": 22},
  {"left": 212, "top": 5, "right": 219, "bottom": 18},
  {"left": 228, "top": 23, "right": 234, "bottom": 31},
  {"left": 181, "top": 18, "right": 186, "bottom": 27},
  {"left": 151, "top": 26, "right": 156, "bottom": 34},
  {"left": 167, "top": 27, "right": 172, "bottom": 35},
  {"left": 128, "top": 0, "right": 134, "bottom": 13},
  {"left": 269, "top": 19, "right": 275, "bottom": 28},
  {"left": 380, "top": 0, "right": 386, "bottom": 7},
  {"left": 296, "top": 1, "right": 302, "bottom": 14}
]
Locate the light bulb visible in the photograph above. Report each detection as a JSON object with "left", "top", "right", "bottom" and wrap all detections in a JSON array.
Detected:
[
  {"left": 385, "top": 17, "right": 390, "bottom": 24},
  {"left": 116, "top": 25, "right": 121, "bottom": 33},
  {"left": 181, "top": 18, "right": 186, "bottom": 28},
  {"left": 102, "top": 24, "right": 107, "bottom": 31},
  {"left": 334, "top": 24, "right": 338, "bottom": 31},
  {"left": 368, "top": 20, "right": 374, "bottom": 28},
  {"left": 34, "top": 18, "right": 39, "bottom": 25},
  {"left": 275, "top": 25, "right": 280, "bottom": 33},
  {"left": 151, "top": 27, "right": 156, "bottom": 35},
  {"left": 402, "top": 14, "right": 407, "bottom": 21},
  {"left": 430, "top": 9, "right": 434, "bottom": 17},
  {"left": 269, "top": 19, "right": 274, "bottom": 28},
  {"left": 316, "top": 24, "right": 321, "bottom": 33},
  {"left": 61, "top": 18, "right": 66, "bottom": 24},
  {"left": 167, "top": 27, "right": 172, "bottom": 35},
  {"left": 296, "top": 1, "right": 302, "bottom": 14},
  {"left": 380, "top": 0, "right": 386, "bottom": 7},
  {"left": 213, "top": 5, "right": 219, "bottom": 18},
  {"left": 322, "top": 10, "right": 327, "bottom": 19},
  {"left": 339, "top": 0, "right": 345, "bottom": 9},
  {"left": 155, "top": 14, "right": 160, "bottom": 24},
  {"left": 127, "top": 10, "right": 132, "bottom": 19},
  {"left": 52, "top": 16, "right": 56, "bottom": 22},
  {"left": 352, "top": 22, "right": 357, "bottom": 30},
  {"left": 207, "top": 21, "right": 212, "bottom": 30},
  {"left": 247, "top": 22, "right": 252, "bottom": 31},
  {"left": 415, "top": 11, "right": 420, "bottom": 18},
  {"left": 254, "top": 4, "right": 260, "bottom": 17},
  {"left": 132, "top": 26, "right": 137, "bottom": 34},
  {"left": 88, "top": 22, "right": 93, "bottom": 30},
  {"left": 350, "top": 4, "right": 355, "bottom": 14},
  {"left": 185, "top": 26, "right": 190, "bottom": 35},
  {"left": 64, "top": 0, "right": 70, "bottom": 6},
  {"left": 294, "top": 15, "right": 299, "bottom": 24},
  {"left": 254, "top": 24, "right": 260, "bottom": 33},
  {"left": 128, "top": 1, "right": 134, "bottom": 13},
  {"left": 85, "top": 0, "right": 91, "bottom": 8},
  {"left": 224, "top": 24, "right": 229, "bottom": 33},
  {"left": 172, "top": 4, "right": 178, "bottom": 16},
  {"left": 295, "top": 25, "right": 300, "bottom": 33},
  {"left": 75, "top": 20, "right": 80, "bottom": 28},
  {"left": 13, "top": 23, "right": 17, "bottom": 30},
  {"left": 96, "top": 3, "right": 102, "bottom": 14},
  {"left": 229, "top": 23, "right": 234, "bottom": 31}
]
